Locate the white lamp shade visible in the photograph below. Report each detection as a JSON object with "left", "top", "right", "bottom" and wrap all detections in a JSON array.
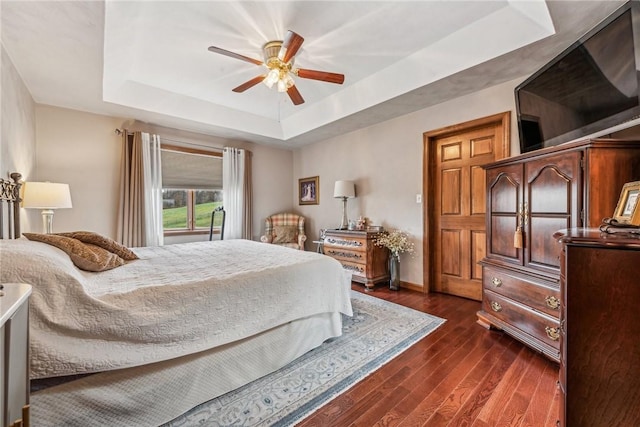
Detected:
[
  {"left": 333, "top": 180, "right": 355, "bottom": 198},
  {"left": 22, "top": 182, "right": 72, "bottom": 209}
]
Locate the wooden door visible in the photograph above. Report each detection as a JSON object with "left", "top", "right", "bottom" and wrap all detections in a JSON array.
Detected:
[{"left": 424, "top": 113, "right": 510, "bottom": 300}]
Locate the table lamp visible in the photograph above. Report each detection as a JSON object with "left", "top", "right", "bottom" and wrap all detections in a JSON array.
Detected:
[
  {"left": 22, "top": 181, "right": 72, "bottom": 233},
  {"left": 333, "top": 180, "right": 355, "bottom": 230}
]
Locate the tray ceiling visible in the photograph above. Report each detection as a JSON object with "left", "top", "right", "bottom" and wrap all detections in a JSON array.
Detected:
[{"left": 1, "top": 1, "right": 625, "bottom": 148}]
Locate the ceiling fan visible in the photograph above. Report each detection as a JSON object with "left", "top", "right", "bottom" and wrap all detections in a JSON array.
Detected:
[{"left": 208, "top": 30, "right": 345, "bottom": 105}]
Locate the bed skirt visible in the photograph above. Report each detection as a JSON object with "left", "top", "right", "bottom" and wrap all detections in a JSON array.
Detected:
[{"left": 31, "top": 311, "right": 343, "bottom": 427}]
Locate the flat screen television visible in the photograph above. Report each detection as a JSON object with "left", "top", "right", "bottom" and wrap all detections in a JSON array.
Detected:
[{"left": 515, "top": 1, "right": 640, "bottom": 153}]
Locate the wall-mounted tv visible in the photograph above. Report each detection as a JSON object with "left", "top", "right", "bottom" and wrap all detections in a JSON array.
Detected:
[{"left": 515, "top": 1, "right": 640, "bottom": 153}]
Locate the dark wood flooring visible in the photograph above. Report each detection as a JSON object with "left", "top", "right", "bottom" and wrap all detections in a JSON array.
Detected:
[{"left": 297, "top": 284, "right": 560, "bottom": 427}]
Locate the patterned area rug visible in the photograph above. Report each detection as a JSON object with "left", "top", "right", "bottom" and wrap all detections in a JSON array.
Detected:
[{"left": 166, "top": 290, "right": 446, "bottom": 427}]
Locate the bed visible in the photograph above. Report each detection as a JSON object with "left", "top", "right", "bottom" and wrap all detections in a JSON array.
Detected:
[{"left": 0, "top": 173, "right": 353, "bottom": 426}]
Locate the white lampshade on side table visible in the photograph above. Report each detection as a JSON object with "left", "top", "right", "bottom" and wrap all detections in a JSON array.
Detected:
[
  {"left": 333, "top": 180, "right": 355, "bottom": 230},
  {"left": 22, "top": 182, "right": 72, "bottom": 234}
]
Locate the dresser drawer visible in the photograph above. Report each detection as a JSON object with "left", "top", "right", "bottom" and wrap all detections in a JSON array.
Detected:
[
  {"left": 323, "top": 235, "right": 367, "bottom": 252},
  {"left": 484, "top": 289, "right": 560, "bottom": 350},
  {"left": 483, "top": 267, "right": 560, "bottom": 318},
  {"left": 338, "top": 260, "right": 367, "bottom": 279},
  {"left": 323, "top": 247, "right": 366, "bottom": 264}
]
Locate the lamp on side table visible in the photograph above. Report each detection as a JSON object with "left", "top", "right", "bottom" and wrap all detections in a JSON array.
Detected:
[{"left": 333, "top": 180, "right": 355, "bottom": 230}]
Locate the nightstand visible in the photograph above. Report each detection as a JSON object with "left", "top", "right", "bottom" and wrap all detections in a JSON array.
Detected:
[
  {"left": 1, "top": 283, "right": 32, "bottom": 427},
  {"left": 322, "top": 229, "right": 389, "bottom": 291}
]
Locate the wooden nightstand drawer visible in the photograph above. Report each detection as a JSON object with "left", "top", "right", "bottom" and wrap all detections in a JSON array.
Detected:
[
  {"left": 483, "top": 266, "right": 560, "bottom": 318},
  {"left": 484, "top": 289, "right": 560, "bottom": 351}
]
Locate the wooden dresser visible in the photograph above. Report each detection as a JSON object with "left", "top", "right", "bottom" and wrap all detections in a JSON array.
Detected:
[
  {"left": 322, "top": 229, "right": 389, "bottom": 290},
  {"left": 554, "top": 229, "right": 640, "bottom": 427},
  {"left": 1, "top": 283, "right": 32, "bottom": 427},
  {"left": 477, "top": 139, "right": 640, "bottom": 362}
]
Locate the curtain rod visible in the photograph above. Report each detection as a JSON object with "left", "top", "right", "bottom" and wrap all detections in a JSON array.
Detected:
[{"left": 114, "top": 128, "right": 223, "bottom": 152}]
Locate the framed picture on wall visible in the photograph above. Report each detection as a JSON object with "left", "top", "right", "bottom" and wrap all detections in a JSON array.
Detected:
[
  {"left": 299, "top": 176, "right": 319, "bottom": 205},
  {"left": 613, "top": 181, "right": 640, "bottom": 225}
]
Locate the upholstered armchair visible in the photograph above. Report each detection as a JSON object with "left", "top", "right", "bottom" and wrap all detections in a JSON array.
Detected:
[{"left": 260, "top": 213, "right": 307, "bottom": 250}]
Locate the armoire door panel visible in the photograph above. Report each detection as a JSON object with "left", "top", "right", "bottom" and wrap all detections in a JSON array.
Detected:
[
  {"left": 528, "top": 166, "right": 573, "bottom": 213},
  {"left": 490, "top": 216, "right": 520, "bottom": 261},
  {"left": 528, "top": 217, "right": 570, "bottom": 269},
  {"left": 489, "top": 169, "right": 520, "bottom": 214}
]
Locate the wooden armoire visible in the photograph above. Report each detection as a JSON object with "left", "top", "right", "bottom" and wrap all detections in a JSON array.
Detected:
[{"left": 477, "top": 138, "right": 640, "bottom": 362}]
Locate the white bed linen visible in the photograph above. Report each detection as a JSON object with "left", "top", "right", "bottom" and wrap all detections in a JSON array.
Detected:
[
  {"left": 0, "top": 238, "right": 352, "bottom": 379},
  {"left": 31, "top": 311, "right": 342, "bottom": 427}
]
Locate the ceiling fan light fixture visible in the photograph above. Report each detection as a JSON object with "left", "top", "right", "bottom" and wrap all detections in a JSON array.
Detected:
[
  {"left": 208, "top": 30, "right": 344, "bottom": 106},
  {"left": 263, "top": 68, "right": 280, "bottom": 88}
]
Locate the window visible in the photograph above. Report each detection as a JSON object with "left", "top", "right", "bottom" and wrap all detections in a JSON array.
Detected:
[{"left": 161, "top": 145, "right": 223, "bottom": 233}]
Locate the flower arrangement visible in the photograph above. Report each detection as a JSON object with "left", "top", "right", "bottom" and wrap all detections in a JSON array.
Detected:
[{"left": 374, "top": 229, "right": 414, "bottom": 259}]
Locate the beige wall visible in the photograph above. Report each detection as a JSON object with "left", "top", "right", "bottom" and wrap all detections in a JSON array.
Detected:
[
  {"left": 33, "top": 106, "right": 294, "bottom": 241},
  {"left": 293, "top": 76, "right": 524, "bottom": 290},
  {"left": 1, "top": 45, "right": 37, "bottom": 231},
  {"left": 35, "top": 105, "right": 124, "bottom": 236}
]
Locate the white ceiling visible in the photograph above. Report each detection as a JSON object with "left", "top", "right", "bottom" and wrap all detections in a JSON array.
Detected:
[{"left": 0, "top": 1, "right": 625, "bottom": 149}]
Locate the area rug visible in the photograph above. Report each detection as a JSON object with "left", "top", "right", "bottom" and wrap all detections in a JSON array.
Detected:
[{"left": 165, "top": 290, "right": 446, "bottom": 427}]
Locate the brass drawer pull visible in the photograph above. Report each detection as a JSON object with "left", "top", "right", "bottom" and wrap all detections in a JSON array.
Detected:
[
  {"left": 491, "top": 277, "right": 502, "bottom": 287},
  {"left": 545, "top": 295, "right": 560, "bottom": 310},
  {"left": 545, "top": 326, "right": 560, "bottom": 341},
  {"left": 490, "top": 301, "right": 502, "bottom": 312}
]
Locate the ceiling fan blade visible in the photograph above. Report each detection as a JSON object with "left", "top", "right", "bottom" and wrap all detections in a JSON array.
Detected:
[
  {"left": 278, "top": 31, "right": 304, "bottom": 64},
  {"left": 287, "top": 85, "right": 305, "bottom": 105},
  {"left": 232, "top": 75, "right": 266, "bottom": 93},
  {"left": 208, "top": 46, "right": 263, "bottom": 66},
  {"left": 296, "top": 68, "right": 345, "bottom": 84}
]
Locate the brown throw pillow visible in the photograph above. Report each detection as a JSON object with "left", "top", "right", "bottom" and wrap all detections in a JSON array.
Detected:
[
  {"left": 23, "top": 233, "right": 125, "bottom": 272},
  {"left": 272, "top": 225, "right": 298, "bottom": 244},
  {"left": 56, "top": 231, "right": 138, "bottom": 260}
]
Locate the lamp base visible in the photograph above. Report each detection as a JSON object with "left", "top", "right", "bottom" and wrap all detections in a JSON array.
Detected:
[
  {"left": 338, "top": 197, "right": 349, "bottom": 230},
  {"left": 41, "top": 209, "right": 55, "bottom": 234}
]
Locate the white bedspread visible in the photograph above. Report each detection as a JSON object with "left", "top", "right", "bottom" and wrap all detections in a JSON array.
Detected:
[{"left": 0, "top": 239, "right": 352, "bottom": 379}]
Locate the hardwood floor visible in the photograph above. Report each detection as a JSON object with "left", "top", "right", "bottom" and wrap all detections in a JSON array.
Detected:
[{"left": 298, "top": 284, "right": 560, "bottom": 427}]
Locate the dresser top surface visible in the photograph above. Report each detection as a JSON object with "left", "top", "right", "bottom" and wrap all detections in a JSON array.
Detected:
[
  {"left": 324, "top": 229, "right": 381, "bottom": 237},
  {"left": 554, "top": 228, "right": 640, "bottom": 249}
]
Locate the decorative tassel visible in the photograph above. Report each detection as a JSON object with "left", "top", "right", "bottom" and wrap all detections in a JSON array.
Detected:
[{"left": 514, "top": 226, "right": 523, "bottom": 248}]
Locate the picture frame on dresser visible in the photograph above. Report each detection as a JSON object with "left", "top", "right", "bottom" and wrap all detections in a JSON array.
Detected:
[
  {"left": 613, "top": 181, "right": 640, "bottom": 225},
  {"left": 298, "top": 176, "right": 319, "bottom": 205}
]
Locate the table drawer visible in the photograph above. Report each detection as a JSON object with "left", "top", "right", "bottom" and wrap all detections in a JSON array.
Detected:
[
  {"left": 337, "top": 260, "right": 367, "bottom": 278},
  {"left": 484, "top": 289, "right": 560, "bottom": 350},
  {"left": 323, "top": 247, "right": 366, "bottom": 264},
  {"left": 483, "top": 267, "right": 560, "bottom": 318},
  {"left": 323, "top": 235, "right": 367, "bottom": 252}
]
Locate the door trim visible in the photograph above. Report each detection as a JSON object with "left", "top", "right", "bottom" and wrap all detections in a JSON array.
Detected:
[{"left": 422, "top": 112, "right": 511, "bottom": 294}]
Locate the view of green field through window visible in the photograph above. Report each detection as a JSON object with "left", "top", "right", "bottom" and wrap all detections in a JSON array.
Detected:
[{"left": 162, "top": 189, "right": 223, "bottom": 230}]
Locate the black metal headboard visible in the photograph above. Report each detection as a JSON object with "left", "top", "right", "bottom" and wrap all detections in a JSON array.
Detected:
[{"left": 0, "top": 172, "right": 22, "bottom": 239}]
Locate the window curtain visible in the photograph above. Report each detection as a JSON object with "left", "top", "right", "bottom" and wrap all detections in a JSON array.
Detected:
[
  {"left": 117, "top": 131, "right": 164, "bottom": 247},
  {"left": 222, "top": 147, "right": 252, "bottom": 239}
]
